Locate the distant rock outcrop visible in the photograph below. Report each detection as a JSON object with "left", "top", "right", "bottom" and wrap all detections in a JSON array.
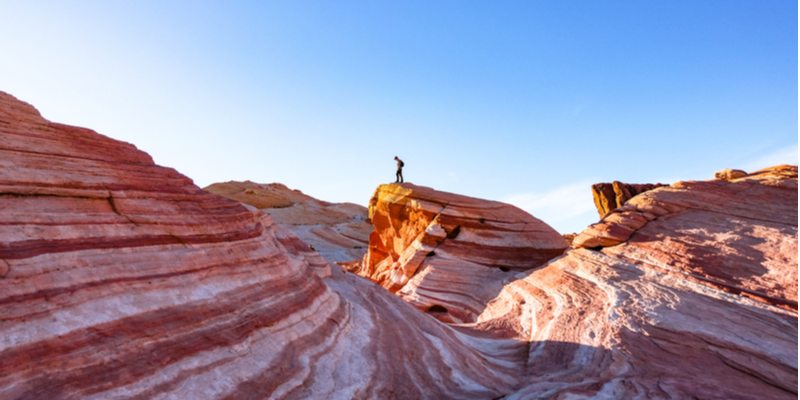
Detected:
[
  {"left": 714, "top": 168, "right": 747, "bottom": 180},
  {"left": 356, "top": 183, "right": 569, "bottom": 323},
  {"left": 204, "top": 181, "right": 372, "bottom": 265},
  {"left": 591, "top": 181, "right": 667, "bottom": 218}
]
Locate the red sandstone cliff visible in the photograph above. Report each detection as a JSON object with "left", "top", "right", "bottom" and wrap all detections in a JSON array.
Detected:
[
  {"left": 1, "top": 91, "right": 796, "bottom": 399},
  {"left": 356, "top": 183, "right": 569, "bottom": 323},
  {"left": 575, "top": 165, "right": 798, "bottom": 311},
  {"left": 0, "top": 92, "right": 524, "bottom": 399},
  {"left": 204, "top": 180, "right": 371, "bottom": 265},
  {"left": 351, "top": 173, "right": 797, "bottom": 398}
]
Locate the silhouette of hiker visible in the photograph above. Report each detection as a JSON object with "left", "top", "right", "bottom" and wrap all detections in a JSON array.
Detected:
[{"left": 394, "top": 156, "right": 404, "bottom": 183}]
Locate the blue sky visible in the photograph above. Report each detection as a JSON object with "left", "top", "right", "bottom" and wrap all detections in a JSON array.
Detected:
[{"left": 0, "top": 1, "right": 796, "bottom": 233}]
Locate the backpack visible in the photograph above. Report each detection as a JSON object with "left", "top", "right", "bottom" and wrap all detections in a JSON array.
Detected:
[{"left": 400, "top": 160, "right": 405, "bottom": 168}]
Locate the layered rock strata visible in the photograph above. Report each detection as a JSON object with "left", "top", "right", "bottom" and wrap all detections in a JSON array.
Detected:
[
  {"left": 470, "top": 166, "right": 798, "bottom": 398},
  {"left": 357, "top": 183, "right": 569, "bottom": 323},
  {"left": 573, "top": 165, "right": 798, "bottom": 311},
  {"left": 592, "top": 181, "right": 667, "bottom": 218},
  {"left": 2, "top": 90, "right": 796, "bottom": 399},
  {"left": 204, "top": 181, "right": 372, "bottom": 265},
  {"left": 477, "top": 247, "right": 797, "bottom": 399},
  {"left": 0, "top": 92, "right": 527, "bottom": 400}
]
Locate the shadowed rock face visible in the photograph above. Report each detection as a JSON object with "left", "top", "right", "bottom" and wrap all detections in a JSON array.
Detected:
[
  {"left": 592, "top": 181, "right": 667, "bottom": 218},
  {"left": 204, "top": 180, "right": 372, "bottom": 265},
  {"left": 1, "top": 91, "right": 796, "bottom": 399},
  {"left": 357, "top": 183, "right": 570, "bottom": 323}
]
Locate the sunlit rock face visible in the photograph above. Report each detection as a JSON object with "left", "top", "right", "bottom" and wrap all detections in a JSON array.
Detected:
[
  {"left": 574, "top": 165, "right": 798, "bottom": 311},
  {"left": 472, "top": 166, "right": 797, "bottom": 398},
  {"left": 0, "top": 92, "right": 527, "bottom": 400},
  {"left": 204, "top": 180, "right": 372, "bottom": 265},
  {"left": 353, "top": 176, "right": 797, "bottom": 398},
  {"left": 357, "top": 183, "right": 569, "bottom": 323},
  {"left": 592, "top": 181, "right": 667, "bottom": 218},
  {"left": 479, "top": 247, "right": 797, "bottom": 399},
  {"left": 1, "top": 90, "right": 796, "bottom": 400}
]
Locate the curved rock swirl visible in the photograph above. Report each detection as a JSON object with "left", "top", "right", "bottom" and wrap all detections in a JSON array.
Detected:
[
  {"left": 0, "top": 92, "right": 525, "bottom": 400},
  {"left": 479, "top": 247, "right": 797, "bottom": 398},
  {"left": 574, "top": 165, "right": 798, "bottom": 311},
  {"left": 1, "top": 90, "right": 796, "bottom": 399}
]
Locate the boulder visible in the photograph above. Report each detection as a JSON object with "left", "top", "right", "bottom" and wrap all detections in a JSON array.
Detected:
[
  {"left": 591, "top": 181, "right": 667, "bottom": 218},
  {"left": 714, "top": 168, "right": 748, "bottom": 180}
]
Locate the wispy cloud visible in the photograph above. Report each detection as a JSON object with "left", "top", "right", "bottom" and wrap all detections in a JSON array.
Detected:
[
  {"left": 742, "top": 144, "right": 798, "bottom": 171},
  {"left": 503, "top": 180, "right": 597, "bottom": 222}
]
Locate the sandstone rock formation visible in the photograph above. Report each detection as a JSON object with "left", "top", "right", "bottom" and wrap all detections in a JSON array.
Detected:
[
  {"left": 477, "top": 246, "right": 797, "bottom": 399},
  {"left": 574, "top": 165, "right": 798, "bottom": 311},
  {"left": 1, "top": 90, "right": 796, "bottom": 399},
  {"left": 355, "top": 183, "right": 570, "bottom": 323},
  {"left": 714, "top": 168, "right": 747, "bottom": 180},
  {"left": 0, "top": 92, "right": 527, "bottom": 399},
  {"left": 204, "top": 180, "right": 371, "bottom": 265},
  {"left": 592, "top": 181, "right": 667, "bottom": 218}
]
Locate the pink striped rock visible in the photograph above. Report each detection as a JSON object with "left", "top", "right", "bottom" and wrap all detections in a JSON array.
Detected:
[
  {"left": 0, "top": 92, "right": 525, "bottom": 399},
  {"left": 1, "top": 90, "right": 796, "bottom": 399},
  {"left": 573, "top": 166, "right": 798, "bottom": 311}
]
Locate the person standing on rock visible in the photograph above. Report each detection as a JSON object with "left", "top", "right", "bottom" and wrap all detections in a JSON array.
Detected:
[{"left": 394, "top": 156, "right": 404, "bottom": 183}]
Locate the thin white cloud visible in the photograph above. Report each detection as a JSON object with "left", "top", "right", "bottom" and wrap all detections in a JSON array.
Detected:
[
  {"left": 742, "top": 144, "right": 798, "bottom": 171},
  {"left": 504, "top": 180, "right": 597, "bottom": 222}
]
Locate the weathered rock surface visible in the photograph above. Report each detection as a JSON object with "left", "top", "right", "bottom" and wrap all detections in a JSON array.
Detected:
[
  {"left": 470, "top": 167, "right": 798, "bottom": 398},
  {"left": 574, "top": 165, "right": 798, "bottom": 311},
  {"left": 0, "top": 92, "right": 527, "bottom": 399},
  {"left": 204, "top": 180, "right": 371, "bottom": 265},
  {"left": 714, "top": 168, "right": 747, "bottom": 180},
  {"left": 356, "top": 183, "right": 570, "bottom": 323},
  {"left": 478, "top": 247, "right": 797, "bottom": 399},
  {"left": 592, "top": 181, "right": 667, "bottom": 218},
  {"left": 354, "top": 173, "right": 797, "bottom": 398},
  {"left": 1, "top": 90, "right": 796, "bottom": 399}
]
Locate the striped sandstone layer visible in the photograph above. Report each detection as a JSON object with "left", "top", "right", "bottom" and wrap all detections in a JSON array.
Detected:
[
  {"left": 352, "top": 174, "right": 797, "bottom": 398},
  {"left": 466, "top": 167, "right": 797, "bottom": 398},
  {"left": 573, "top": 165, "right": 798, "bottom": 311},
  {"left": 356, "top": 183, "right": 569, "bottom": 323},
  {"left": 0, "top": 91, "right": 527, "bottom": 399},
  {"left": 471, "top": 166, "right": 797, "bottom": 397},
  {"left": 204, "top": 181, "right": 371, "bottom": 265},
  {"left": 477, "top": 247, "right": 797, "bottom": 399},
  {"left": 2, "top": 89, "right": 796, "bottom": 399}
]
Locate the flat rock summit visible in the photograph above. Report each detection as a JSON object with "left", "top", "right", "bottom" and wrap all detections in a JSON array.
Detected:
[{"left": 0, "top": 91, "right": 797, "bottom": 399}]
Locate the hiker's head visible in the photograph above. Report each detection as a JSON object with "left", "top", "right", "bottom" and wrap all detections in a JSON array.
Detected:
[{"left": 394, "top": 156, "right": 398, "bottom": 160}]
